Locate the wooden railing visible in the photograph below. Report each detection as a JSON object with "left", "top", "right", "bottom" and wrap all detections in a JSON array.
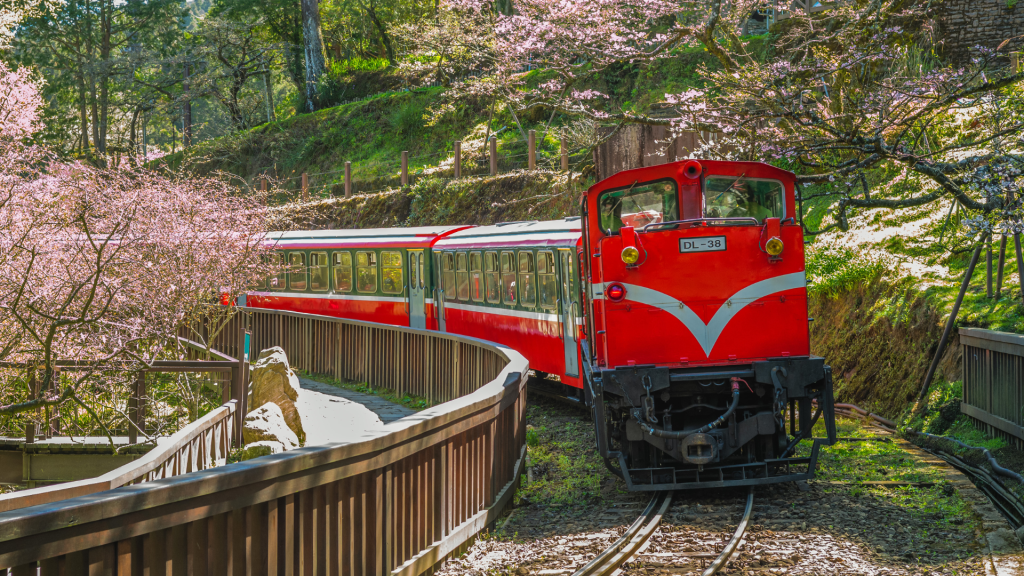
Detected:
[
  {"left": 0, "top": 309, "right": 528, "bottom": 575},
  {"left": 0, "top": 401, "right": 236, "bottom": 514},
  {"left": 960, "top": 327, "right": 1024, "bottom": 449}
]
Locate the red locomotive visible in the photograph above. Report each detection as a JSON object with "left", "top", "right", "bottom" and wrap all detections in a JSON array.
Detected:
[{"left": 243, "top": 159, "right": 836, "bottom": 490}]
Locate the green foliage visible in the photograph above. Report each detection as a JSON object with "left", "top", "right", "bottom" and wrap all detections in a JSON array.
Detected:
[
  {"left": 796, "top": 418, "right": 975, "bottom": 529},
  {"left": 806, "top": 242, "right": 892, "bottom": 298},
  {"left": 329, "top": 58, "right": 390, "bottom": 75},
  {"left": 517, "top": 400, "right": 627, "bottom": 506}
]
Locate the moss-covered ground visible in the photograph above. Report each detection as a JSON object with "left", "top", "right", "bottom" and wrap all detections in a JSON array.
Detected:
[{"left": 299, "top": 371, "right": 433, "bottom": 412}]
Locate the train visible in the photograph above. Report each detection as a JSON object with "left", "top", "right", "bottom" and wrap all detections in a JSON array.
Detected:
[{"left": 241, "top": 159, "right": 837, "bottom": 490}]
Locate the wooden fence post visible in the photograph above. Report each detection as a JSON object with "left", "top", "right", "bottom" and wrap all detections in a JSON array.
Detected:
[
  {"left": 301, "top": 172, "right": 309, "bottom": 202},
  {"left": 1012, "top": 52, "right": 1020, "bottom": 75},
  {"left": 987, "top": 236, "right": 994, "bottom": 298},
  {"left": 489, "top": 136, "right": 497, "bottom": 175},
  {"left": 454, "top": 141, "right": 462, "bottom": 179},
  {"left": 560, "top": 137, "right": 569, "bottom": 171},
  {"left": 260, "top": 177, "right": 268, "bottom": 194},
  {"left": 344, "top": 162, "right": 352, "bottom": 198},
  {"left": 129, "top": 372, "right": 146, "bottom": 444},
  {"left": 528, "top": 130, "right": 536, "bottom": 170},
  {"left": 401, "top": 151, "right": 409, "bottom": 186}
]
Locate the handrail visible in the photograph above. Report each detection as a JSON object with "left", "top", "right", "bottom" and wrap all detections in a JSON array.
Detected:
[
  {"left": 0, "top": 309, "right": 529, "bottom": 576},
  {"left": 0, "top": 401, "right": 236, "bottom": 514}
]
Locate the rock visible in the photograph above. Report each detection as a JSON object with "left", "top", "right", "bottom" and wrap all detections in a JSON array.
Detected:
[
  {"left": 248, "top": 347, "right": 305, "bottom": 445},
  {"left": 243, "top": 403, "right": 300, "bottom": 449},
  {"left": 238, "top": 440, "right": 286, "bottom": 461},
  {"left": 987, "top": 527, "right": 1023, "bottom": 552}
]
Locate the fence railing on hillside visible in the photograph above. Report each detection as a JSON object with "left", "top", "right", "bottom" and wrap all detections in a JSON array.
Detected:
[
  {"left": 0, "top": 308, "right": 530, "bottom": 576},
  {"left": 960, "top": 327, "right": 1024, "bottom": 449},
  {"left": 259, "top": 128, "right": 587, "bottom": 205}
]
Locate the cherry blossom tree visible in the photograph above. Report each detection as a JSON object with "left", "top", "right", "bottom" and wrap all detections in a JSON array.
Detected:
[
  {"left": 0, "top": 60, "right": 274, "bottom": 442},
  {"left": 403, "top": 0, "right": 1024, "bottom": 233}
]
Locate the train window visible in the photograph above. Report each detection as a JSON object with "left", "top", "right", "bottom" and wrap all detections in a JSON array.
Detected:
[
  {"left": 704, "top": 177, "right": 784, "bottom": 222},
  {"left": 333, "top": 251, "right": 353, "bottom": 292},
  {"left": 518, "top": 251, "right": 536, "bottom": 308},
  {"left": 310, "top": 252, "right": 329, "bottom": 292},
  {"left": 469, "top": 252, "right": 483, "bottom": 302},
  {"left": 538, "top": 251, "right": 557, "bottom": 309},
  {"left": 456, "top": 252, "right": 470, "bottom": 301},
  {"left": 381, "top": 251, "right": 403, "bottom": 294},
  {"left": 409, "top": 253, "right": 418, "bottom": 289},
  {"left": 271, "top": 253, "right": 287, "bottom": 290},
  {"left": 288, "top": 252, "right": 307, "bottom": 291},
  {"left": 598, "top": 179, "right": 678, "bottom": 234},
  {"left": 484, "top": 252, "right": 500, "bottom": 304},
  {"left": 356, "top": 251, "right": 377, "bottom": 293},
  {"left": 442, "top": 253, "right": 456, "bottom": 300},
  {"left": 560, "top": 251, "right": 573, "bottom": 302},
  {"left": 501, "top": 252, "right": 516, "bottom": 305}
]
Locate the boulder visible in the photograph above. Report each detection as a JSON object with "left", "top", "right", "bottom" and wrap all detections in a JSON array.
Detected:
[
  {"left": 238, "top": 440, "right": 286, "bottom": 461},
  {"left": 243, "top": 403, "right": 300, "bottom": 449},
  {"left": 248, "top": 347, "right": 305, "bottom": 445}
]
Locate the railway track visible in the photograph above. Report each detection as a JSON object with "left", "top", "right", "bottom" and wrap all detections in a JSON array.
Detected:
[{"left": 571, "top": 489, "right": 754, "bottom": 576}]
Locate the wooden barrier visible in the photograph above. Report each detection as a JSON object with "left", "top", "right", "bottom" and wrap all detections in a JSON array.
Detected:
[
  {"left": 0, "top": 309, "right": 528, "bottom": 576},
  {"left": 961, "top": 327, "right": 1024, "bottom": 449},
  {"left": 0, "top": 402, "right": 235, "bottom": 514}
]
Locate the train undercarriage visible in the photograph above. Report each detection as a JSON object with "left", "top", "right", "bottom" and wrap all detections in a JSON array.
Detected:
[{"left": 583, "top": 352, "right": 838, "bottom": 490}]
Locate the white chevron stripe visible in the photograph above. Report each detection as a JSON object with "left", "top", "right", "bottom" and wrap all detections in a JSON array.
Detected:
[{"left": 595, "top": 272, "right": 806, "bottom": 356}]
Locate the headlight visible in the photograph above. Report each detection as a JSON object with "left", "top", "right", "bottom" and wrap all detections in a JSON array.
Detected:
[
  {"left": 621, "top": 246, "right": 640, "bottom": 265},
  {"left": 766, "top": 237, "right": 784, "bottom": 256}
]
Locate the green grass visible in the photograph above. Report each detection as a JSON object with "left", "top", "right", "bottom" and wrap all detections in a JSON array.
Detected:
[
  {"left": 299, "top": 371, "right": 433, "bottom": 411},
  {"left": 797, "top": 417, "right": 975, "bottom": 529},
  {"left": 516, "top": 399, "right": 626, "bottom": 507}
]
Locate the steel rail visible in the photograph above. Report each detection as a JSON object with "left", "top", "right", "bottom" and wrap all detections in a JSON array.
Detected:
[
  {"left": 571, "top": 491, "right": 672, "bottom": 576},
  {"left": 701, "top": 487, "right": 755, "bottom": 576}
]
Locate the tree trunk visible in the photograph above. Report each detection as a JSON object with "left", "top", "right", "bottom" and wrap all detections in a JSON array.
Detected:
[
  {"left": 128, "top": 107, "right": 140, "bottom": 160},
  {"left": 365, "top": 5, "right": 396, "bottom": 67},
  {"left": 182, "top": 64, "right": 193, "bottom": 147},
  {"left": 78, "top": 78, "right": 90, "bottom": 156},
  {"left": 97, "top": 0, "right": 112, "bottom": 154},
  {"left": 301, "top": 0, "right": 328, "bottom": 112},
  {"left": 263, "top": 63, "right": 277, "bottom": 123}
]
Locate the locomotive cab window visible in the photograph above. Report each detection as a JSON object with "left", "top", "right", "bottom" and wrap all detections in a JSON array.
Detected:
[
  {"left": 356, "top": 251, "right": 377, "bottom": 293},
  {"left": 599, "top": 179, "right": 678, "bottom": 234},
  {"left": 288, "top": 252, "right": 307, "bottom": 291},
  {"left": 518, "top": 251, "right": 536, "bottom": 308},
  {"left": 456, "top": 252, "right": 470, "bottom": 301},
  {"left": 470, "top": 252, "right": 484, "bottom": 302},
  {"left": 310, "top": 252, "right": 329, "bottom": 292},
  {"left": 441, "top": 253, "right": 456, "bottom": 300},
  {"left": 501, "top": 251, "right": 516, "bottom": 306},
  {"left": 333, "top": 251, "right": 353, "bottom": 292},
  {"left": 538, "top": 251, "right": 557, "bottom": 309},
  {"left": 704, "top": 177, "right": 784, "bottom": 222},
  {"left": 381, "top": 251, "right": 403, "bottom": 295},
  {"left": 484, "top": 252, "right": 500, "bottom": 304}
]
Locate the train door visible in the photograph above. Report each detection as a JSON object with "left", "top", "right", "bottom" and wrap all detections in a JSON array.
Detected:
[
  {"left": 408, "top": 250, "right": 426, "bottom": 329},
  {"left": 435, "top": 252, "right": 450, "bottom": 332},
  {"left": 559, "top": 249, "right": 579, "bottom": 377}
]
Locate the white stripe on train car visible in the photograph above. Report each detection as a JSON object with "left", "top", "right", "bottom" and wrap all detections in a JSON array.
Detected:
[
  {"left": 248, "top": 292, "right": 407, "bottom": 303},
  {"left": 444, "top": 302, "right": 559, "bottom": 323},
  {"left": 592, "top": 272, "right": 806, "bottom": 356}
]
